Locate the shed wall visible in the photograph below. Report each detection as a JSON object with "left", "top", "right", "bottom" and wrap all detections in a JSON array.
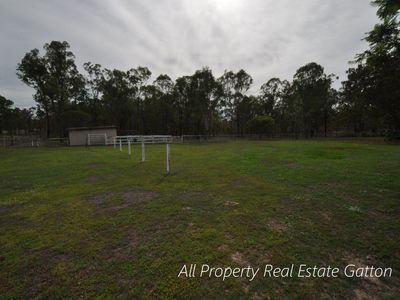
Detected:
[{"left": 69, "top": 128, "right": 117, "bottom": 146}]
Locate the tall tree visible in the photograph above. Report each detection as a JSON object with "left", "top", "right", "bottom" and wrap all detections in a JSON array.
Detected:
[
  {"left": 17, "top": 41, "right": 84, "bottom": 137},
  {"left": 218, "top": 70, "right": 253, "bottom": 134},
  {"left": 293, "top": 62, "right": 334, "bottom": 137},
  {"left": 16, "top": 49, "right": 51, "bottom": 137},
  {"left": 0, "top": 95, "right": 14, "bottom": 133},
  {"left": 153, "top": 74, "right": 174, "bottom": 134},
  {"left": 189, "top": 68, "right": 221, "bottom": 135},
  {"left": 259, "top": 78, "right": 285, "bottom": 116},
  {"left": 83, "top": 62, "right": 103, "bottom": 124},
  {"left": 351, "top": 0, "right": 400, "bottom": 138},
  {"left": 100, "top": 69, "right": 132, "bottom": 130},
  {"left": 174, "top": 76, "right": 192, "bottom": 135}
]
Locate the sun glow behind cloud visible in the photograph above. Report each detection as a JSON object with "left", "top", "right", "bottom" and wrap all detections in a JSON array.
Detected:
[{"left": 211, "top": 0, "right": 244, "bottom": 13}]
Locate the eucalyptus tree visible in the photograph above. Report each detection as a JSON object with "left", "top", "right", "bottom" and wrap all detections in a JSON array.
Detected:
[
  {"left": 351, "top": 0, "right": 400, "bottom": 138},
  {"left": 259, "top": 77, "right": 288, "bottom": 116},
  {"left": 293, "top": 62, "right": 334, "bottom": 137},
  {"left": 17, "top": 41, "right": 84, "bottom": 137},
  {"left": 17, "top": 48, "right": 51, "bottom": 136},
  {"left": 218, "top": 69, "right": 253, "bottom": 134},
  {"left": 0, "top": 95, "right": 14, "bottom": 133},
  {"left": 83, "top": 62, "right": 103, "bottom": 124},
  {"left": 154, "top": 74, "right": 174, "bottom": 134},
  {"left": 127, "top": 66, "right": 151, "bottom": 132},
  {"left": 174, "top": 76, "right": 192, "bottom": 135},
  {"left": 100, "top": 69, "right": 133, "bottom": 130},
  {"left": 188, "top": 67, "right": 222, "bottom": 135}
]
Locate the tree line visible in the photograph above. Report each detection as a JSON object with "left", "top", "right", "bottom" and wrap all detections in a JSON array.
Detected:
[{"left": 1, "top": 0, "right": 399, "bottom": 139}]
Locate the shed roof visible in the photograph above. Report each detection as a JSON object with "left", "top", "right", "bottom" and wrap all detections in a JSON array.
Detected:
[{"left": 66, "top": 126, "right": 117, "bottom": 132}]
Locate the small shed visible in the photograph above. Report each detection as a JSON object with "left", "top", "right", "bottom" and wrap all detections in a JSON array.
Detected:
[{"left": 67, "top": 126, "right": 117, "bottom": 146}]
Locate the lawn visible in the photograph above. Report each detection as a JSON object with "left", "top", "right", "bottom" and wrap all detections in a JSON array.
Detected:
[{"left": 0, "top": 140, "right": 399, "bottom": 299}]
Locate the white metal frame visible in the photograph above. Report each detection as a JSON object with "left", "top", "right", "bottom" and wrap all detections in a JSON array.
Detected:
[
  {"left": 113, "top": 135, "right": 173, "bottom": 145},
  {"left": 113, "top": 135, "right": 172, "bottom": 175}
]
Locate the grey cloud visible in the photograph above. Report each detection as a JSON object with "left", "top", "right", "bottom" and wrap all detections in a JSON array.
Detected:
[{"left": 0, "top": 0, "right": 378, "bottom": 107}]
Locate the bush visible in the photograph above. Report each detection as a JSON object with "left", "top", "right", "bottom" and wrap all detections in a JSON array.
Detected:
[{"left": 383, "top": 128, "right": 400, "bottom": 141}]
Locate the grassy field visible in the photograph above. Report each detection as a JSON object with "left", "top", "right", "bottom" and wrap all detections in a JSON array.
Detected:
[{"left": 0, "top": 140, "right": 399, "bottom": 299}]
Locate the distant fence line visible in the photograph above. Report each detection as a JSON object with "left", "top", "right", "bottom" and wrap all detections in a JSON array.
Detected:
[
  {"left": 1, "top": 136, "right": 70, "bottom": 147},
  {"left": 1, "top": 133, "right": 388, "bottom": 148}
]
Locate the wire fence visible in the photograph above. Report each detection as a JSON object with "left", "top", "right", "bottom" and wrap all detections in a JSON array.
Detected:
[{"left": 1, "top": 133, "right": 388, "bottom": 148}]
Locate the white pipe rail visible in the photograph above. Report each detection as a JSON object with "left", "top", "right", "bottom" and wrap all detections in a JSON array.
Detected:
[
  {"left": 114, "top": 135, "right": 173, "bottom": 145},
  {"left": 166, "top": 143, "right": 170, "bottom": 175},
  {"left": 141, "top": 142, "right": 145, "bottom": 162}
]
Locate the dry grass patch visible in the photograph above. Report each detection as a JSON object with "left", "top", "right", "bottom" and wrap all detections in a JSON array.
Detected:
[
  {"left": 231, "top": 251, "right": 248, "bottom": 265},
  {"left": 224, "top": 200, "right": 239, "bottom": 206},
  {"left": 218, "top": 244, "right": 229, "bottom": 252}
]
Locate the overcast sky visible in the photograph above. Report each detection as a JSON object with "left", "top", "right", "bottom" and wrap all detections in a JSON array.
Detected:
[{"left": 0, "top": 0, "right": 378, "bottom": 108}]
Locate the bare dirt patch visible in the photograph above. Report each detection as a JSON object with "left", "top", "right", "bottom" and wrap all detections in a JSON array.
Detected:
[
  {"left": 218, "top": 244, "right": 229, "bottom": 252},
  {"left": 287, "top": 162, "right": 300, "bottom": 169},
  {"left": 267, "top": 220, "right": 288, "bottom": 232},
  {"left": 241, "top": 282, "right": 249, "bottom": 294},
  {"left": 120, "top": 191, "right": 158, "bottom": 204},
  {"left": 86, "top": 163, "right": 106, "bottom": 169},
  {"left": 24, "top": 249, "right": 71, "bottom": 298},
  {"left": 88, "top": 191, "right": 118, "bottom": 205},
  {"left": 88, "top": 190, "right": 159, "bottom": 212},
  {"left": 225, "top": 232, "right": 234, "bottom": 240},
  {"left": 224, "top": 200, "right": 239, "bottom": 206},
  {"left": 84, "top": 174, "right": 113, "bottom": 183},
  {"left": 320, "top": 212, "right": 331, "bottom": 221},
  {"left": 231, "top": 251, "right": 248, "bottom": 265},
  {"left": 178, "top": 190, "right": 214, "bottom": 200}
]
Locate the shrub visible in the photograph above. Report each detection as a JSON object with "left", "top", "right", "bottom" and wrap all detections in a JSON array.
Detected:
[{"left": 246, "top": 116, "right": 275, "bottom": 137}]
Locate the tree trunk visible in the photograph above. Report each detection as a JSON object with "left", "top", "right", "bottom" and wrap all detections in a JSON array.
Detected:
[{"left": 45, "top": 110, "right": 50, "bottom": 138}]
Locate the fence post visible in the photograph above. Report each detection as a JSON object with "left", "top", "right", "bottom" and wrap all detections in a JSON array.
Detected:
[
  {"left": 104, "top": 133, "right": 107, "bottom": 146},
  {"left": 128, "top": 140, "right": 131, "bottom": 156},
  {"left": 31, "top": 138, "right": 34, "bottom": 147},
  {"left": 119, "top": 139, "right": 122, "bottom": 151},
  {"left": 141, "top": 142, "right": 145, "bottom": 162},
  {"left": 113, "top": 137, "right": 116, "bottom": 149},
  {"left": 166, "top": 143, "right": 170, "bottom": 175}
]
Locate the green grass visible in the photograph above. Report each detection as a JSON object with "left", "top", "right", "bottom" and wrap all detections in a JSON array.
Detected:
[{"left": 0, "top": 140, "right": 399, "bottom": 299}]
